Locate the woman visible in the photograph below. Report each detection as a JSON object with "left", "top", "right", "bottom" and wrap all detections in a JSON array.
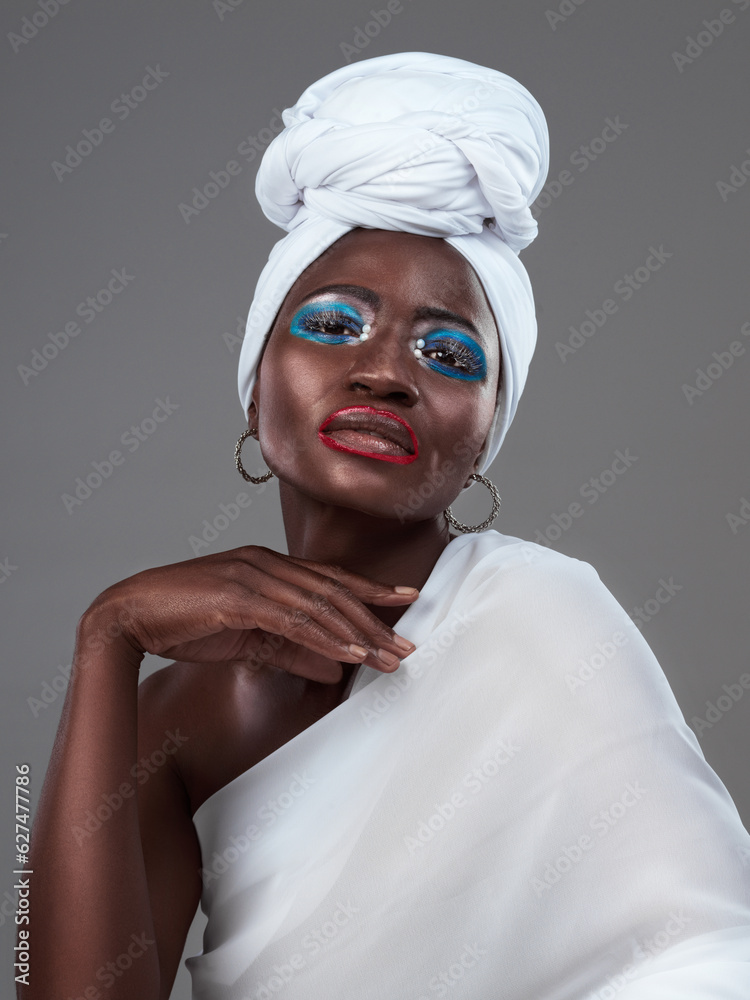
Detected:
[{"left": 27, "top": 53, "right": 750, "bottom": 1000}]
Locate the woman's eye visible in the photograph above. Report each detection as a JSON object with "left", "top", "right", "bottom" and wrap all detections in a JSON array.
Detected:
[
  {"left": 289, "top": 307, "right": 487, "bottom": 381},
  {"left": 290, "top": 302, "right": 363, "bottom": 343},
  {"left": 420, "top": 331, "right": 487, "bottom": 381}
]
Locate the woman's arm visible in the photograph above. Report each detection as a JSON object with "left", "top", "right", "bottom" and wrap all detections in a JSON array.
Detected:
[
  {"left": 133, "top": 667, "right": 204, "bottom": 1000},
  {"left": 22, "top": 545, "right": 418, "bottom": 998},
  {"left": 25, "top": 606, "right": 166, "bottom": 1000}
]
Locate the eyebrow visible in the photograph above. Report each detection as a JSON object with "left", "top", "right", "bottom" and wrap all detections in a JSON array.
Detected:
[{"left": 300, "top": 284, "right": 488, "bottom": 346}]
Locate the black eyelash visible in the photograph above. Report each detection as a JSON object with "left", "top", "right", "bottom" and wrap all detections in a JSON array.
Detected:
[
  {"left": 300, "top": 308, "right": 361, "bottom": 335},
  {"left": 296, "top": 308, "right": 483, "bottom": 377},
  {"left": 423, "top": 338, "right": 484, "bottom": 375}
]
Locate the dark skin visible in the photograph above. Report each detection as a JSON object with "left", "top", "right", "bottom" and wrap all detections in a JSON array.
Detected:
[
  {"left": 248, "top": 226, "right": 500, "bottom": 642},
  {"left": 25, "top": 228, "right": 501, "bottom": 1000}
]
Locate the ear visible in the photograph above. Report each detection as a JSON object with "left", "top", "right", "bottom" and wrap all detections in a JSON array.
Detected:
[
  {"left": 467, "top": 432, "right": 490, "bottom": 482},
  {"left": 457, "top": 457, "right": 482, "bottom": 491},
  {"left": 246, "top": 368, "right": 262, "bottom": 431}
]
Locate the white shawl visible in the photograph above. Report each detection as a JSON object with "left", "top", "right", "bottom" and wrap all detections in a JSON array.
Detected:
[{"left": 185, "top": 530, "right": 750, "bottom": 999}]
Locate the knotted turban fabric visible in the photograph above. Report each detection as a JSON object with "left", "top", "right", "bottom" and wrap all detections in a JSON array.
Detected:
[{"left": 237, "top": 51, "right": 549, "bottom": 474}]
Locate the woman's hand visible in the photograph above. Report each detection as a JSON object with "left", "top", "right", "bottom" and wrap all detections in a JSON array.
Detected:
[{"left": 82, "top": 545, "right": 419, "bottom": 682}]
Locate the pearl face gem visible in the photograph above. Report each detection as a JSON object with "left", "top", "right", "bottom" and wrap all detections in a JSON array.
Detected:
[
  {"left": 416, "top": 338, "right": 425, "bottom": 348},
  {"left": 361, "top": 323, "right": 371, "bottom": 334},
  {"left": 359, "top": 331, "right": 369, "bottom": 341},
  {"left": 414, "top": 348, "right": 422, "bottom": 358}
]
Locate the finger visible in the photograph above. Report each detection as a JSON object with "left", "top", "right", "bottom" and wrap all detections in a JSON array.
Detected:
[
  {"left": 281, "top": 551, "right": 421, "bottom": 605},
  {"left": 239, "top": 631, "right": 347, "bottom": 684},
  {"left": 240, "top": 549, "right": 418, "bottom": 659},
  {"left": 159, "top": 626, "right": 356, "bottom": 683},
  {"left": 213, "top": 591, "right": 399, "bottom": 674},
  {"left": 212, "top": 549, "right": 412, "bottom": 664}
]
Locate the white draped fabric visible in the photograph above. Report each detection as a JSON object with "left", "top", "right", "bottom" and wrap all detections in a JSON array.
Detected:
[{"left": 185, "top": 531, "right": 750, "bottom": 999}]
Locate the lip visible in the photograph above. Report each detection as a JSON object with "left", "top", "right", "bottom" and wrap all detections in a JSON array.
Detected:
[{"left": 318, "top": 406, "right": 419, "bottom": 465}]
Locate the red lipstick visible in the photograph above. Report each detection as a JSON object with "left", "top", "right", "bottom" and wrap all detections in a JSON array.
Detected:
[{"left": 318, "top": 406, "right": 419, "bottom": 465}]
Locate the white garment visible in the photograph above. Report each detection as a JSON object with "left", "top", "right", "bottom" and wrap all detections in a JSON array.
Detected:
[
  {"left": 237, "top": 52, "right": 550, "bottom": 473},
  {"left": 186, "top": 531, "right": 750, "bottom": 999}
]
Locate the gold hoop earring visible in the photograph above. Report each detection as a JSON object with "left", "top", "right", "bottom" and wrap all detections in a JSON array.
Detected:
[
  {"left": 235, "top": 429, "right": 274, "bottom": 484},
  {"left": 443, "top": 473, "right": 501, "bottom": 533}
]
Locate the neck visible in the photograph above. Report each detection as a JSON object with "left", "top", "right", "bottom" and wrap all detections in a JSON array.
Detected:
[{"left": 278, "top": 481, "right": 457, "bottom": 630}]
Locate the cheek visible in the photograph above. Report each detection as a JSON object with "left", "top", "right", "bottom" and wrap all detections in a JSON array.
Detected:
[
  {"left": 456, "top": 381, "right": 497, "bottom": 441},
  {"left": 454, "top": 413, "right": 493, "bottom": 462},
  {"left": 255, "top": 342, "right": 332, "bottom": 466},
  {"left": 419, "top": 396, "right": 493, "bottom": 482},
  {"left": 260, "top": 338, "right": 310, "bottom": 408}
]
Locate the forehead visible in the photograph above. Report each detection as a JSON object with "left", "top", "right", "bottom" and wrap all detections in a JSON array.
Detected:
[{"left": 284, "top": 228, "right": 497, "bottom": 333}]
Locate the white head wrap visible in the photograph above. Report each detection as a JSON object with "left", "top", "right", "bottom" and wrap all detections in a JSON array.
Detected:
[{"left": 237, "top": 51, "right": 549, "bottom": 474}]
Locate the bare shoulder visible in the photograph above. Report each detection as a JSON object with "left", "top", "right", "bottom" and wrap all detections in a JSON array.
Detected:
[
  {"left": 137, "top": 657, "right": 355, "bottom": 818},
  {"left": 137, "top": 658, "right": 231, "bottom": 745},
  {"left": 137, "top": 659, "right": 259, "bottom": 817},
  {"left": 136, "top": 660, "right": 210, "bottom": 772}
]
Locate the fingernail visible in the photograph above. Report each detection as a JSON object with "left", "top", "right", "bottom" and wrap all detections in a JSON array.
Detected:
[
  {"left": 392, "top": 635, "right": 416, "bottom": 652},
  {"left": 377, "top": 648, "right": 400, "bottom": 668},
  {"left": 348, "top": 644, "right": 369, "bottom": 658},
  {"left": 394, "top": 586, "right": 419, "bottom": 595}
]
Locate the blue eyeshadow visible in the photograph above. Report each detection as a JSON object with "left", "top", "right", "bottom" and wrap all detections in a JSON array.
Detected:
[
  {"left": 290, "top": 301, "right": 364, "bottom": 342},
  {"left": 421, "top": 329, "right": 487, "bottom": 380}
]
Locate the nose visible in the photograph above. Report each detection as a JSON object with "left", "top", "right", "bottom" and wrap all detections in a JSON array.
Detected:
[{"left": 343, "top": 325, "right": 420, "bottom": 406}]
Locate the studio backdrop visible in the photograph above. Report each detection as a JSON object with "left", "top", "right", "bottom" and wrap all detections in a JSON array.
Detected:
[{"left": 2, "top": 1, "right": 748, "bottom": 997}]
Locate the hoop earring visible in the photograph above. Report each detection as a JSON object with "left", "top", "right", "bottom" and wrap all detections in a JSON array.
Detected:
[
  {"left": 443, "top": 473, "right": 501, "bottom": 533},
  {"left": 235, "top": 429, "right": 274, "bottom": 484}
]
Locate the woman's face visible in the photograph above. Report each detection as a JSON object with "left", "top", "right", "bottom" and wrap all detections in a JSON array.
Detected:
[{"left": 248, "top": 228, "right": 501, "bottom": 523}]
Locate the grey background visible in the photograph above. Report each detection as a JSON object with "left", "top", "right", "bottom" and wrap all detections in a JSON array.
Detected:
[{"left": 2, "top": 0, "right": 748, "bottom": 996}]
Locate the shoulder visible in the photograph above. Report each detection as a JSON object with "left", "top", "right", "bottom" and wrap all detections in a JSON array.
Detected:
[
  {"left": 457, "top": 529, "right": 606, "bottom": 601},
  {"left": 137, "top": 659, "right": 216, "bottom": 746},
  {"left": 136, "top": 661, "right": 214, "bottom": 779},
  {"left": 137, "top": 658, "right": 216, "bottom": 722},
  {"left": 136, "top": 660, "right": 255, "bottom": 809},
  {"left": 136, "top": 658, "right": 318, "bottom": 815},
  {"left": 431, "top": 531, "right": 617, "bottom": 639},
  {"left": 461, "top": 533, "right": 684, "bottom": 718},
  {"left": 452, "top": 531, "right": 650, "bottom": 679}
]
